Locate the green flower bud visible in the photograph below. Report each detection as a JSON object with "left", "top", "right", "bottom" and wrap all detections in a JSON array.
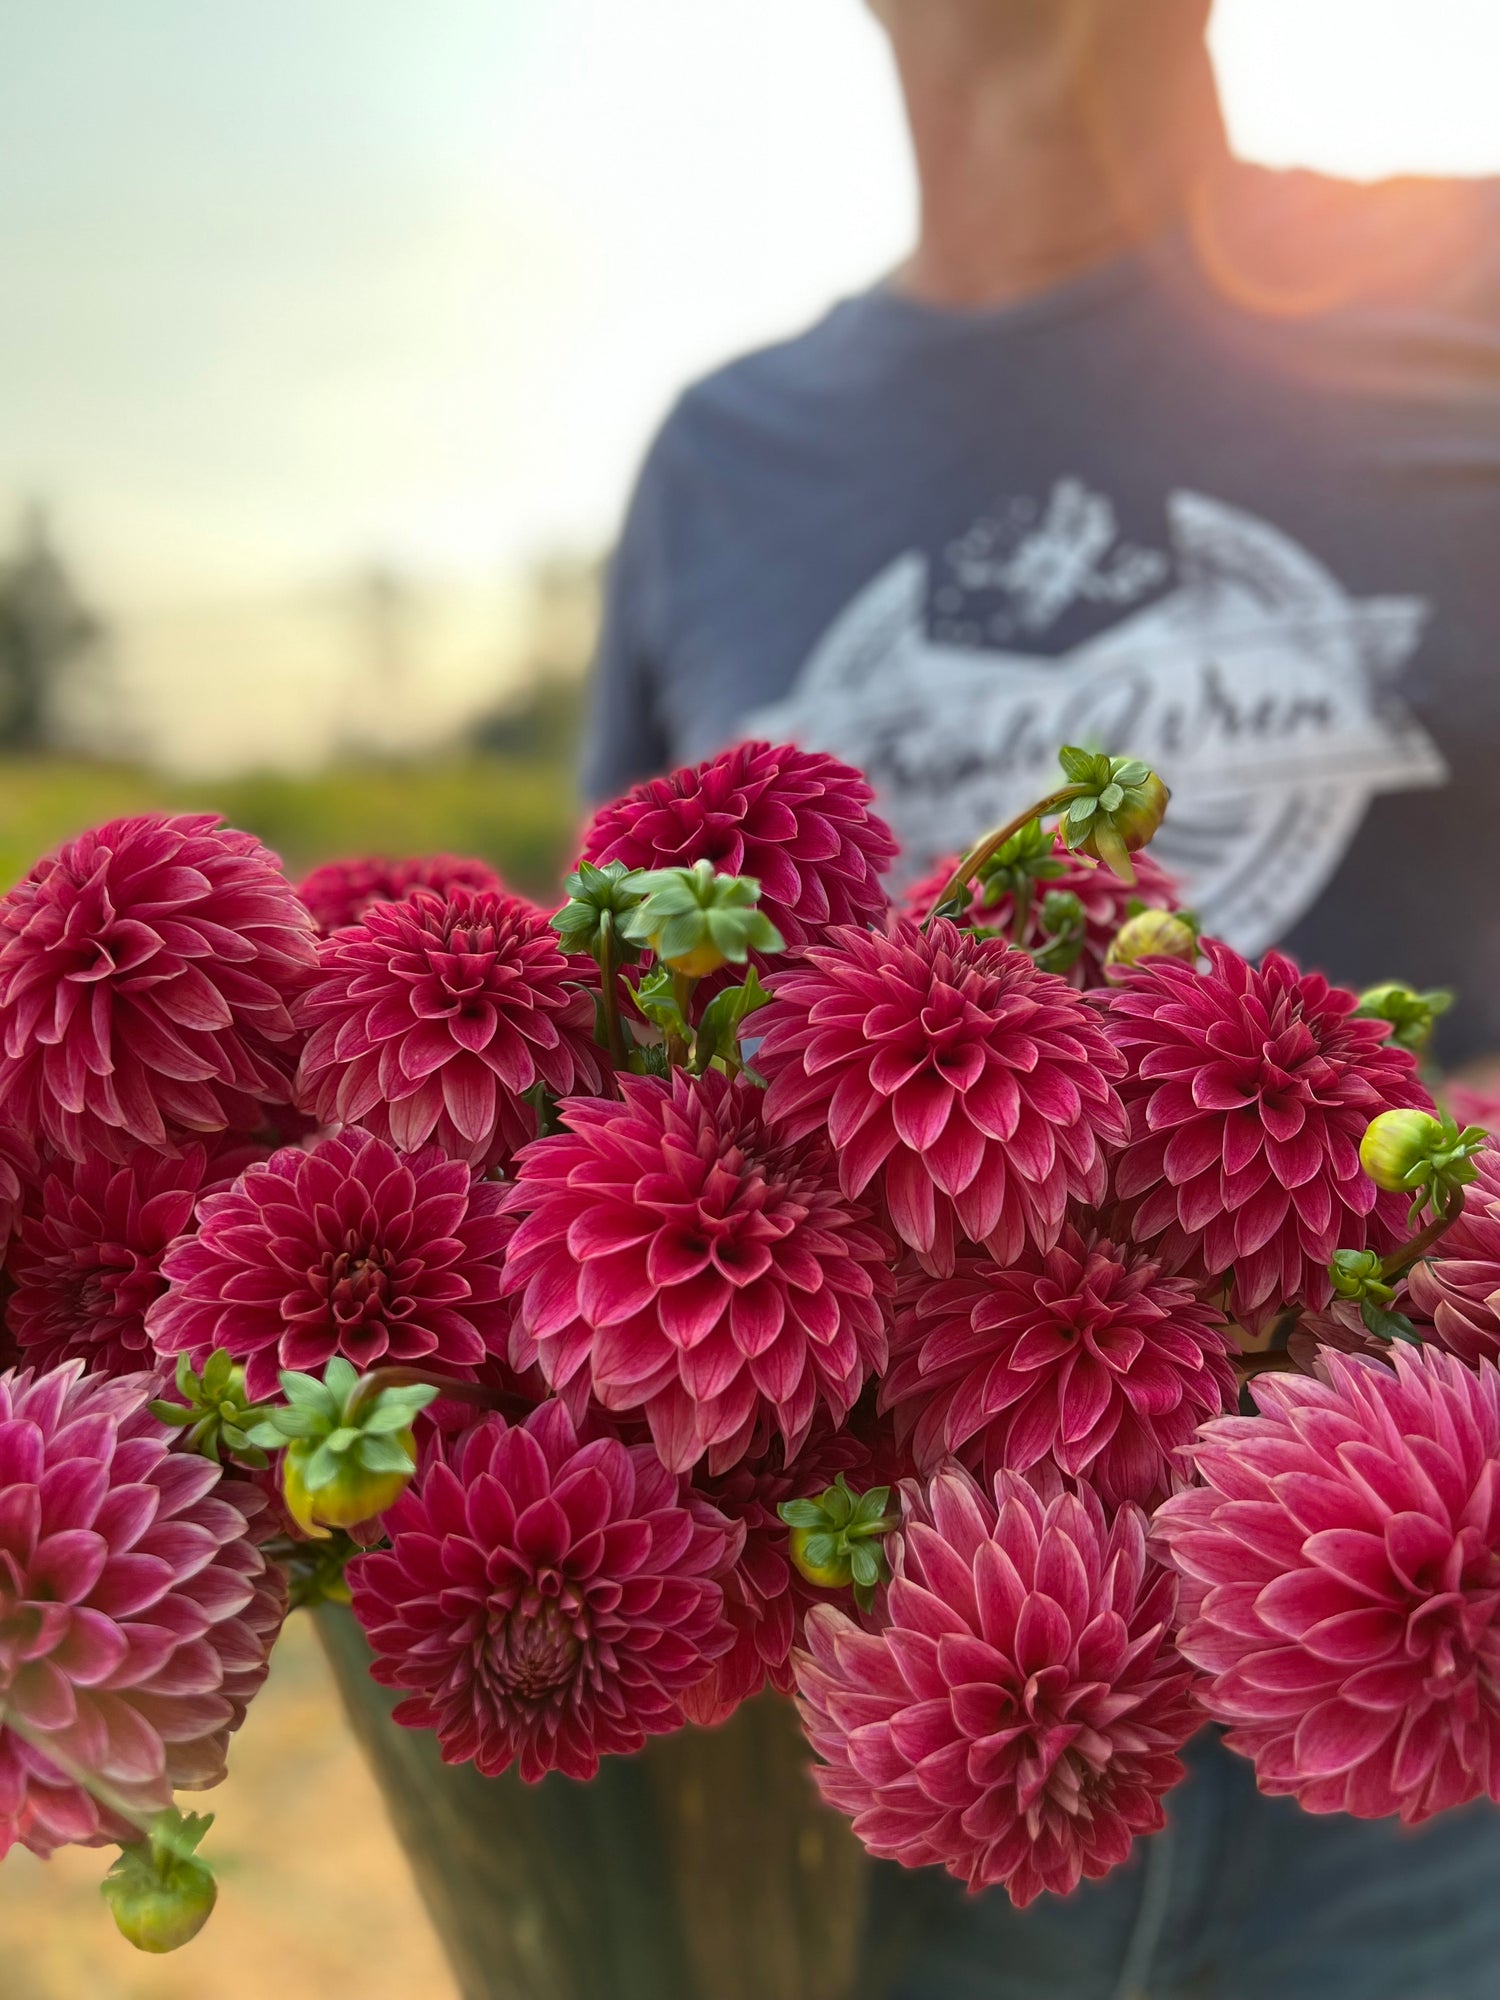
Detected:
[
  {"left": 778, "top": 1476, "right": 898, "bottom": 1613},
  {"left": 1030, "top": 890, "right": 1087, "bottom": 976},
  {"left": 550, "top": 859, "right": 643, "bottom": 963},
  {"left": 1327, "top": 1248, "right": 1396, "bottom": 1306},
  {"left": 972, "top": 817, "right": 1066, "bottom": 909},
  {"left": 619, "top": 861, "right": 785, "bottom": 979},
  {"left": 1353, "top": 982, "right": 1452, "bottom": 1057},
  {"left": 1105, "top": 907, "right": 1200, "bottom": 972},
  {"left": 101, "top": 1810, "right": 217, "bottom": 1955},
  {"left": 1056, "top": 748, "right": 1170, "bottom": 884},
  {"left": 244, "top": 1358, "right": 438, "bottom": 1541},
  {"left": 281, "top": 1434, "right": 417, "bottom": 1537},
  {"left": 148, "top": 1349, "right": 276, "bottom": 1470},
  {"left": 1359, "top": 1108, "right": 1487, "bottom": 1224}
]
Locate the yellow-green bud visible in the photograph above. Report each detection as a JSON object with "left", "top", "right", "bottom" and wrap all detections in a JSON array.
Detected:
[
  {"left": 1358, "top": 1109, "right": 1448, "bottom": 1193},
  {"left": 1105, "top": 908, "right": 1199, "bottom": 972},
  {"left": 1056, "top": 749, "right": 1170, "bottom": 884},
  {"left": 788, "top": 1524, "right": 854, "bottom": 1591},
  {"left": 100, "top": 1812, "right": 217, "bottom": 1955},
  {"left": 281, "top": 1430, "right": 417, "bottom": 1538}
]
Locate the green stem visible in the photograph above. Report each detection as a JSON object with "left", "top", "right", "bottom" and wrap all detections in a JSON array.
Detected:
[
  {"left": 922, "top": 786, "right": 1086, "bottom": 929},
  {"left": 0, "top": 1703, "right": 159, "bottom": 1842},
  {"left": 1380, "top": 1189, "right": 1464, "bottom": 1283},
  {"left": 666, "top": 970, "right": 697, "bottom": 1071},
  {"left": 597, "top": 911, "right": 629, "bottom": 1069}
]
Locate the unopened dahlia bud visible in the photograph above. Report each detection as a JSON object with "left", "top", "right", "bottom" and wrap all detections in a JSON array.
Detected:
[
  {"left": 100, "top": 1810, "right": 217, "bottom": 1955},
  {"left": 247, "top": 1357, "right": 437, "bottom": 1538},
  {"left": 1354, "top": 982, "right": 1452, "bottom": 1057},
  {"left": 1057, "top": 747, "right": 1169, "bottom": 884},
  {"left": 150, "top": 1349, "right": 275, "bottom": 1470},
  {"left": 620, "top": 860, "right": 785, "bottom": 978},
  {"left": 1359, "top": 1108, "right": 1487, "bottom": 1224},
  {"left": 550, "top": 858, "right": 643, "bottom": 963},
  {"left": 779, "top": 1476, "right": 896, "bottom": 1612},
  {"left": 1105, "top": 906, "right": 1199, "bottom": 972},
  {"left": 1328, "top": 1247, "right": 1396, "bottom": 1305}
]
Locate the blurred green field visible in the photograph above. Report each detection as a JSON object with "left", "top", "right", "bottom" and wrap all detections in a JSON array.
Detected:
[{"left": 0, "top": 753, "right": 580, "bottom": 900}]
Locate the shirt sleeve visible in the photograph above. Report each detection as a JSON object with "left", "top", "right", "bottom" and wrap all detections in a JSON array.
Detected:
[{"left": 579, "top": 436, "right": 673, "bottom": 807}]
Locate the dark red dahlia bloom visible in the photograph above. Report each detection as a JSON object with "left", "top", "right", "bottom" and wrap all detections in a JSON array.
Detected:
[
  {"left": 294, "top": 888, "right": 605, "bottom": 1170},
  {"left": 0, "top": 1364, "right": 285, "bottom": 1857},
  {"left": 295, "top": 853, "right": 509, "bottom": 935},
  {"left": 147, "top": 1129, "right": 513, "bottom": 1401},
  {"left": 755, "top": 918, "right": 1128, "bottom": 1276},
  {"left": 0, "top": 1127, "right": 37, "bottom": 1261},
  {"left": 682, "top": 1423, "right": 875, "bottom": 1726},
  {"left": 795, "top": 1467, "right": 1198, "bottom": 1904},
  {"left": 581, "top": 740, "right": 897, "bottom": 953},
  {"left": 504, "top": 1069, "right": 894, "bottom": 1474},
  {"left": 0, "top": 814, "right": 317, "bottom": 1163},
  {"left": 1407, "top": 1142, "right": 1500, "bottom": 1367},
  {"left": 349, "top": 1399, "right": 739, "bottom": 1782},
  {"left": 1106, "top": 943, "right": 1430, "bottom": 1328},
  {"left": 900, "top": 836, "right": 1178, "bottom": 990},
  {"left": 1156, "top": 1346, "right": 1500, "bottom": 1825},
  {"left": 7, "top": 1140, "right": 261, "bottom": 1379},
  {"left": 882, "top": 1227, "right": 1236, "bottom": 1510}
]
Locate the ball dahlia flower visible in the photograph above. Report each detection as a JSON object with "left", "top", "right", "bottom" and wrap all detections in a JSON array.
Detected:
[
  {"left": 0, "top": 1126, "right": 37, "bottom": 1259},
  {"left": 1156, "top": 1346, "right": 1500, "bottom": 1824},
  {"left": 755, "top": 918, "right": 1128, "bottom": 1276},
  {"left": 0, "top": 814, "right": 317, "bottom": 1163},
  {"left": 295, "top": 853, "right": 508, "bottom": 935},
  {"left": 294, "top": 887, "right": 605, "bottom": 1169},
  {"left": 1107, "top": 943, "right": 1430, "bottom": 1327},
  {"left": 794, "top": 1466, "right": 1199, "bottom": 1904},
  {"left": 349, "top": 1399, "right": 739, "bottom": 1782},
  {"left": 148, "top": 1129, "right": 513, "bottom": 1401},
  {"left": 682, "top": 1423, "right": 875, "bottom": 1726},
  {"left": 581, "top": 740, "right": 897, "bottom": 953},
  {"left": 6, "top": 1140, "right": 261, "bottom": 1379},
  {"left": 1406, "top": 1142, "right": 1500, "bottom": 1366},
  {"left": 881, "top": 1227, "right": 1237, "bottom": 1510},
  {"left": 504, "top": 1069, "right": 894, "bottom": 1474},
  {"left": 900, "top": 834, "right": 1178, "bottom": 989},
  {"left": 0, "top": 1363, "right": 285, "bottom": 1857}
]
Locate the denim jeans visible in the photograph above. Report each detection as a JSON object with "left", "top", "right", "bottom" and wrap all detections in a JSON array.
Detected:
[{"left": 881, "top": 1729, "right": 1500, "bottom": 2000}]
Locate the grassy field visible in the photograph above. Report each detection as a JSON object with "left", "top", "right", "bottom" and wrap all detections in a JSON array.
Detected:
[{"left": 0, "top": 752, "right": 581, "bottom": 900}]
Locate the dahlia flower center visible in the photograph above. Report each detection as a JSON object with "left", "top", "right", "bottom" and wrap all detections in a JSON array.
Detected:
[
  {"left": 487, "top": 1586, "right": 586, "bottom": 1703},
  {"left": 318, "top": 1236, "right": 394, "bottom": 1322}
]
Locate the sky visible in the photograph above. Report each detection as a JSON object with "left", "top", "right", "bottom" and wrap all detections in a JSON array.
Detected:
[{"left": 3, "top": 0, "right": 1499, "bottom": 767}]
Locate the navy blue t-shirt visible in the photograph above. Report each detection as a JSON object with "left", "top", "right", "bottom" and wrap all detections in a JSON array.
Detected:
[{"left": 582, "top": 164, "right": 1500, "bottom": 1060}]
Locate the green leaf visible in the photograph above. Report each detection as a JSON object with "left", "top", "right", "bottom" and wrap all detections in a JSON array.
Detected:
[
  {"left": 1065, "top": 795, "right": 1097, "bottom": 829},
  {"left": 149, "top": 1399, "right": 197, "bottom": 1427},
  {"left": 357, "top": 1434, "right": 415, "bottom": 1476},
  {"left": 1360, "top": 1300, "right": 1422, "bottom": 1345},
  {"left": 821, "top": 1480, "right": 853, "bottom": 1530},
  {"left": 299, "top": 1441, "right": 344, "bottom": 1492},
  {"left": 323, "top": 1357, "right": 360, "bottom": 1404},
  {"left": 1111, "top": 759, "right": 1149, "bottom": 787},
  {"left": 174, "top": 1352, "right": 197, "bottom": 1398},
  {"left": 242, "top": 1419, "right": 287, "bottom": 1448},
  {"left": 267, "top": 1406, "right": 327, "bottom": 1442},
  {"left": 633, "top": 966, "right": 688, "bottom": 1035},
  {"left": 851, "top": 1486, "right": 891, "bottom": 1527},
  {"left": 800, "top": 1532, "right": 840, "bottom": 1572},
  {"left": 1058, "top": 745, "right": 1098, "bottom": 785},
  {"left": 325, "top": 1426, "right": 361, "bottom": 1454},
  {"left": 849, "top": 1544, "right": 881, "bottom": 1590},
  {"left": 279, "top": 1370, "right": 333, "bottom": 1410},
  {"left": 777, "top": 1498, "right": 826, "bottom": 1530},
  {"left": 201, "top": 1350, "right": 233, "bottom": 1397},
  {"left": 695, "top": 968, "right": 773, "bottom": 1068},
  {"left": 362, "top": 1402, "right": 417, "bottom": 1434},
  {"left": 1098, "top": 782, "right": 1124, "bottom": 813}
]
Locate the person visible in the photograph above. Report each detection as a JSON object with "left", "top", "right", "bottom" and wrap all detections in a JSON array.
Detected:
[{"left": 581, "top": 2, "right": 1500, "bottom": 1995}]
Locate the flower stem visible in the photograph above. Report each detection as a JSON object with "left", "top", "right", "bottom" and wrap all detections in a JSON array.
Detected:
[
  {"left": 345, "top": 1367, "right": 523, "bottom": 1423},
  {"left": 922, "top": 786, "right": 1086, "bottom": 928},
  {"left": 0, "top": 1704, "right": 160, "bottom": 1842},
  {"left": 1380, "top": 1188, "right": 1465, "bottom": 1282},
  {"left": 596, "top": 911, "right": 629, "bottom": 1069}
]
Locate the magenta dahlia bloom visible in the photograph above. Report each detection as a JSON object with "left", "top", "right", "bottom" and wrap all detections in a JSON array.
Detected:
[
  {"left": 1107, "top": 943, "right": 1430, "bottom": 1327},
  {"left": 582, "top": 740, "right": 897, "bottom": 953},
  {"left": 295, "top": 887, "right": 605, "bottom": 1169},
  {"left": 900, "top": 836, "right": 1178, "bottom": 989},
  {"left": 505, "top": 1070, "right": 894, "bottom": 1474},
  {"left": 0, "top": 814, "right": 316, "bottom": 1163},
  {"left": 0, "top": 1364, "right": 285, "bottom": 1857},
  {"left": 148, "top": 1129, "right": 513, "bottom": 1401},
  {"left": 795, "top": 1467, "right": 1198, "bottom": 1904},
  {"left": 1156, "top": 1346, "right": 1500, "bottom": 1824},
  {"left": 350, "top": 1399, "right": 738, "bottom": 1781},
  {"left": 1406, "top": 1143, "right": 1500, "bottom": 1366},
  {"left": 682, "top": 1424, "right": 875, "bottom": 1726},
  {"left": 6, "top": 1140, "right": 260, "bottom": 1379},
  {"left": 882, "top": 1228, "right": 1236, "bottom": 1510},
  {"left": 755, "top": 918, "right": 1127, "bottom": 1276},
  {"left": 295, "top": 853, "right": 509, "bottom": 935},
  {"left": 0, "top": 1127, "right": 37, "bottom": 1260}
]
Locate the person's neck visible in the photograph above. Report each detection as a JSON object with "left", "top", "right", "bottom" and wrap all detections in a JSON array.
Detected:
[{"left": 891, "top": 25, "right": 1229, "bottom": 309}]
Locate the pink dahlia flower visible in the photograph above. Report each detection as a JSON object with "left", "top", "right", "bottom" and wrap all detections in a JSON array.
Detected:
[
  {"left": 0, "top": 1127, "right": 37, "bottom": 1260},
  {"left": 582, "top": 740, "right": 897, "bottom": 953},
  {"left": 295, "top": 853, "right": 508, "bottom": 935},
  {"left": 0, "top": 1364, "right": 285, "bottom": 1857},
  {"left": 349, "top": 1399, "right": 739, "bottom": 1781},
  {"left": 795, "top": 1467, "right": 1198, "bottom": 1904},
  {"left": 1107, "top": 944, "right": 1429, "bottom": 1328},
  {"left": 755, "top": 918, "right": 1128, "bottom": 1276},
  {"left": 148, "top": 1129, "right": 513, "bottom": 1401},
  {"left": 1156, "top": 1346, "right": 1500, "bottom": 1824},
  {"left": 900, "top": 836, "right": 1178, "bottom": 989},
  {"left": 1444, "top": 1080, "right": 1500, "bottom": 1134},
  {"left": 6, "top": 1140, "right": 260, "bottom": 1379},
  {"left": 505, "top": 1069, "right": 893, "bottom": 1474},
  {"left": 682, "top": 1423, "right": 875, "bottom": 1726},
  {"left": 881, "top": 1227, "right": 1236, "bottom": 1510},
  {"left": 1407, "top": 1142, "right": 1500, "bottom": 1367},
  {"left": 295, "top": 887, "right": 605, "bottom": 1170},
  {"left": 0, "top": 814, "right": 317, "bottom": 1163}
]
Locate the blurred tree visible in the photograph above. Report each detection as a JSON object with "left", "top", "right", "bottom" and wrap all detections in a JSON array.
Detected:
[
  {"left": 468, "top": 550, "right": 601, "bottom": 764},
  {"left": 0, "top": 506, "right": 106, "bottom": 750}
]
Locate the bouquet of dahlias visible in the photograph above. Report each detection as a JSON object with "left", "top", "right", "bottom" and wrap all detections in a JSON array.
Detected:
[{"left": 0, "top": 744, "right": 1496, "bottom": 1957}]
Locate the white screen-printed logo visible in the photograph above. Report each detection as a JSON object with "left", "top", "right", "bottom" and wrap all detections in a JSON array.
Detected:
[{"left": 746, "top": 487, "right": 1447, "bottom": 957}]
